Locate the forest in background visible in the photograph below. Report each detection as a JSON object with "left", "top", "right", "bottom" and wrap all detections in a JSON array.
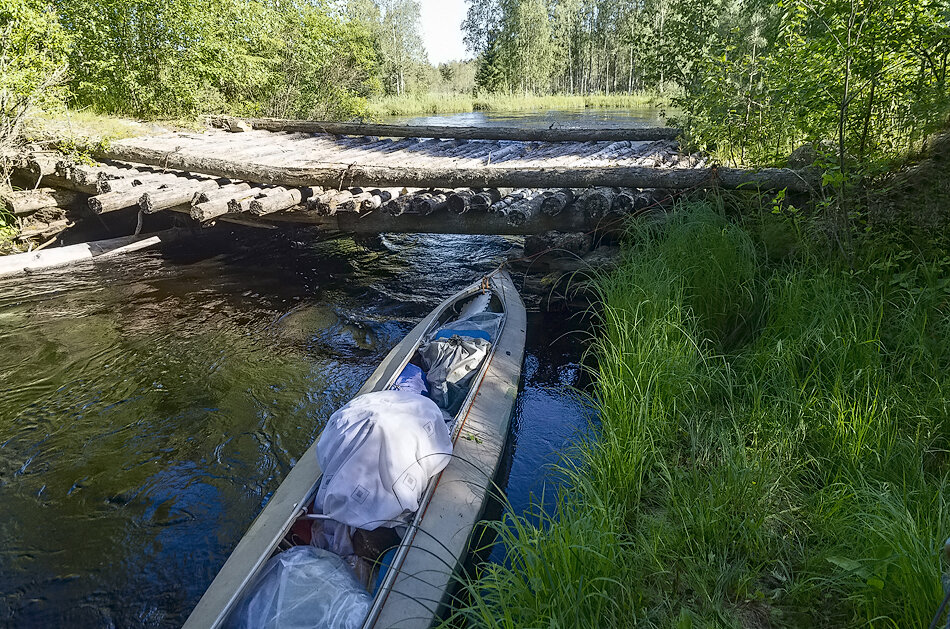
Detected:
[{"left": 3, "top": 0, "right": 948, "bottom": 171}]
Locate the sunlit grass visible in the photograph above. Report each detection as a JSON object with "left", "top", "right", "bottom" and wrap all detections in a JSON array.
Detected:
[
  {"left": 449, "top": 202, "right": 950, "bottom": 628},
  {"left": 365, "top": 92, "right": 663, "bottom": 117}
]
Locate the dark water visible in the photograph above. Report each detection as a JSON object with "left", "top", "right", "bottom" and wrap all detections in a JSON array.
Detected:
[
  {"left": 0, "top": 230, "right": 591, "bottom": 627},
  {"left": 382, "top": 107, "right": 667, "bottom": 129}
]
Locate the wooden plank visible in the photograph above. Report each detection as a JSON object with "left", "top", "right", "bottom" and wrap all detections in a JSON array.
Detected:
[
  {"left": 95, "top": 143, "right": 817, "bottom": 192},
  {"left": 211, "top": 117, "right": 682, "bottom": 143}
]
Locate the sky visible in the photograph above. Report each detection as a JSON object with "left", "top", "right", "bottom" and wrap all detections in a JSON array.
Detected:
[{"left": 419, "top": 0, "right": 470, "bottom": 64}]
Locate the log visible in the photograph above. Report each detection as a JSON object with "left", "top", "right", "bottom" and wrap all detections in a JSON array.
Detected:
[
  {"left": 470, "top": 188, "right": 509, "bottom": 212},
  {"left": 0, "top": 230, "right": 183, "bottom": 278},
  {"left": 337, "top": 190, "right": 373, "bottom": 212},
  {"left": 95, "top": 143, "right": 817, "bottom": 192},
  {"left": 227, "top": 187, "right": 269, "bottom": 214},
  {"left": 580, "top": 187, "right": 617, "bottom": 219},
  {"left": 250, "top": 187, "right": 318, "bottom": 216},
  {"left": 505, "top": 193, "right": 545, "bottom": 227},
  {"left": 361, "top": 187, "right": 401, "bottom": 211},
  {"left": 410, "top": 192, "right": 448, "bottom": 215},
  {"left": 210, "top": 117, "right": 682, "bottom": 143},
  {"left": 195, "top": 182, "right": 252, "bottom": 204},
  {"left": 610, "top": 188, "right": 637, "bottom": 214},
  {"left": 1, "top": 188, "right": 82, "bottom": 215},
  {"left": 490, "top": 189, "right": 529, "bottom": 213},
  {"left": 18, "top": 218, "right": 71, "bottom": 239},
  {"left": 540, "top": 189, "right": 576, "bottom": 216},
  {"left": 90, "top": 186, "right": 159, "bottom": 214},
  {"left": 139, "top": 180, "right": 224, "bottom": 214},
  {"left": 446, "top": 188, "right": 475, "bottom": 214}
]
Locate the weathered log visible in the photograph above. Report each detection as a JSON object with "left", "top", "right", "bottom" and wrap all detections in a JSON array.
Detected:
[
  {"left": 490, "top": 189, "right": 530, "bottom": 213},
  {"left": 90, "top": 186, "right": 158, "bottom": 214},
  {"left": 18, "top": 218, "right": 71, "bottom": 239},
  {"left": 250, "top": 187, "right": 318, "bottom": 216},
  {"left": 1, "top": 188, "right": 82, "bottom": 215},
  {"left": 99, "top": 171, "right": 196, "bottom": 194},
  {"left": 337, "top": 190, "right": 373, "bottom": 212},
  {"left": 95, "top": 143, "right": 817, "bottom": 192},
  {"left": 540, "top": 188, "right": 576, "bottom": 216},
  {"left": 446, "top": 188, "right": 476, "bottom": 214},
  {"left": 410, "top": 192, "right": 448, "bottom": 215},
  {"left": 361, "top": 187, "right": 401, "bottom": 211},
  {"left": 227, "top": 187, "right": 270, "bottom": 214},
  {"left": 0, "top": 230, "right": 182, "bottom": 278},
  {"left": 610, "top": 188, "right": 637, "bottom": 214},
  {"left": 195, "top": 182, "right": 252, "bottom": 204},
  {"left": 210, "top": 117, "right": 682, "bottom": 143},
  {"left": 505, "top": 193, "right": 546, "bottom": 227},
  {"left": 140, "top": 180, "right": 224, "bottom": 214},
  {"left": 580, "top": 187, "right": 617, "bottom": 219},
  {"left": 470, "top": 188, "right": 509, "bottom": 213}
]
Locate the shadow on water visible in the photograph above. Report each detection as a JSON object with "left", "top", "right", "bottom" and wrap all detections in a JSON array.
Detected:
[{"left": 0, "top": 228, "right": 592, "bottom": 627}]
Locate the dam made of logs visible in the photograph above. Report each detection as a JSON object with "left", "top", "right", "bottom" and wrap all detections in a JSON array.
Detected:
[{"left": 6, "top": 118, "right": 817, "bottom": 244}]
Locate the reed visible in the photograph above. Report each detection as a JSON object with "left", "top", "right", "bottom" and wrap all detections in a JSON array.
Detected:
[{"left": 448, "top": 201, "right": 950, "bottom": 627}]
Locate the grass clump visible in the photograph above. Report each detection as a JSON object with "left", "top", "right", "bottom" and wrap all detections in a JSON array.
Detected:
[{"left": 449, "top": 202, "right": 950, "bottom": 628}]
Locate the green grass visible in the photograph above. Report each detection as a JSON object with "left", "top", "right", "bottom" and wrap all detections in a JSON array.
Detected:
[
  {"left": 448, "top": 202, "right": 950, "bottom": 628},
  {"left": 365, "top": 92, "right": 662, "bottom": 117}
]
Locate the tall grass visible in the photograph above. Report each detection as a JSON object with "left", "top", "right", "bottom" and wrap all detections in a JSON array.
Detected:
[
  {"left": 448, "top": 202, "right": 950, "bottom": 627},
  {"left": 365, "top": 92, "right": 661, "bottom": 117}
]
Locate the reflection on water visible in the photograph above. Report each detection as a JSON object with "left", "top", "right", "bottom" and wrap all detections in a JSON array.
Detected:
[
  {"left": 382, "top": 107, "right": 667, "bottom": 129},
  {"left": 0, "top": 229, "right": 590, "bottom": 627}
]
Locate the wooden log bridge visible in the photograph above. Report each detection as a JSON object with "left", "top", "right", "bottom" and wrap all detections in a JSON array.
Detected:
[{"left": 8, "top": 119, "right": 818, "bottom": 243}]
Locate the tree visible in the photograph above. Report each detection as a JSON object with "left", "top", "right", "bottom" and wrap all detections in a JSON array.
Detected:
[
  {"left": 0, "top": 0, "right": 70, "bottom": 149},
  {"left": 378, "top": 0, "right": 428, "bottom": 95}
]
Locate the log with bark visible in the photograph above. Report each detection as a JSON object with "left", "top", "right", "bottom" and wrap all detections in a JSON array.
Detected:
[
  {"left": 94, "top": 144, "right": 818, "bottom": 192},
  {"left": 209, "top": 118, "right": 683, "bottom": 143},
  {"left": 505, "top": 193, "right": 546, "bottom": 227}
]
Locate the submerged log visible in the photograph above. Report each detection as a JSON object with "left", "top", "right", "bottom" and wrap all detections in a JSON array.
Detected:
[
  {"left": 210, "top": 117, "right": 682, "bottom": 143},
  {"left": 1, "top": 188, "right": 82, "bottom": 215},
  {"left": 95, "top": 144, "right": 817, "bottom": 192}
]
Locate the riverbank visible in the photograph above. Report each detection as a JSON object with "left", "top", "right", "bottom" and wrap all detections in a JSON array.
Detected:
[
  {"left": 365, "top": 92, "right": 662, "bottom": 117},
  {"left": 451, "top": 192, "right": 950, "bottom": 626}
]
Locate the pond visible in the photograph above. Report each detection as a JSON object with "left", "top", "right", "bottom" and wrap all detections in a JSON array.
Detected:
[{"left": 0, "top": 229, "right": 592, "bottom": 627}]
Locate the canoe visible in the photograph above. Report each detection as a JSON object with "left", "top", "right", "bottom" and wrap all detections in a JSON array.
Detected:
[{"left": 184, "top": 270, "right": 527, "bottom": 629}]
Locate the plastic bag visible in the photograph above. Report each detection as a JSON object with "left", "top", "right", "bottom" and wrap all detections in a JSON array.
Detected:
[
  {"left": 389, "top": 362, "right": 428, "bottom": 395},
  {"left": 419, "top": 335, "right": 490, "bottom": 409},
  {"left": 316, "top": 390, "right": 452, "bottom": 530},
  {"left": 226, "top": 546, "right": 372, "bottom": 629},
  {"left": 432, "top": 311, "right": 503, "bottom": 343}
]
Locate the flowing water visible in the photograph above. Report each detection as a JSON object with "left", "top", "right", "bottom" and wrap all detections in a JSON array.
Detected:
[{"left": 0, "top": 229, "right": 592, "bottom": 627}]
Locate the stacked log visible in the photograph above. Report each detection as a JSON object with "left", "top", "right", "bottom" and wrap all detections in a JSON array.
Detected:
[{"left": 540, "top": 189, "right": 576, "bottom": 216}]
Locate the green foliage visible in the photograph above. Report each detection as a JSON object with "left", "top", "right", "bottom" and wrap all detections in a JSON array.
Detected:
[
  {"left": 41, "top": 0, "right": 382, "bottom": 120},
  {"left": 0, "top": 0, "right": 70, "bottom": 146},
  {"left": 671, "top": 0, "right": 950, "bottom": 166},
  {"left": 450, "top": 201, "right": 950, "bottom": 627}
]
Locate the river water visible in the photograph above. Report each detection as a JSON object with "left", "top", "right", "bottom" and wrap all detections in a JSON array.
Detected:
[
  {"left": 0, "top": 229, "right": 592, "bottom": 627},
  {"left": 383, "top": 106, "right": 667, "bottom": 129}
]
